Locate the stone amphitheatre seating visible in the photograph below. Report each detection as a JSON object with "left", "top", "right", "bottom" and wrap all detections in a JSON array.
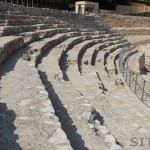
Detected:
[
  {"left": 0, "top": 2, "right": 150, "bottom": 150},
  {"left": 127, "top": 45, "right": 150, "bottom": 81},
  {"left": 102, "top": 14, "right": 150, "bottom": 36}
]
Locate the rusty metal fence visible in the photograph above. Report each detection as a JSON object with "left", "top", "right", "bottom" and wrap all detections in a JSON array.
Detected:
[{"left": 119, "top": 47, "right": 150, "bottom": 108}]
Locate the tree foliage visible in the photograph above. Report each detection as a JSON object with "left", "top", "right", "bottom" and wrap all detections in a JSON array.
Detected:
[{"left": 9, "top": 0, "right": 150, "bottom": 10}]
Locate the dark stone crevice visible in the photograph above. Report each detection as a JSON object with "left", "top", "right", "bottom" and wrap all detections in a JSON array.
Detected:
[{"left": 38, "top": 71, "right": 88, "bottom": 150}]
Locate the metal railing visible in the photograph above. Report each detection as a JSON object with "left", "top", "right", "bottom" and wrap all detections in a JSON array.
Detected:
[{"left": 119, "top": 47, "right": 150, "bottom": 108}]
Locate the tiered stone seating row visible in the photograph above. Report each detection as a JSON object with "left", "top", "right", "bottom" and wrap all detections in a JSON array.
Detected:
[
  {"left": 1, "top": 2, "right": 150, "bottom": 150},
  {"left": 119, "top": 47, "right": 150, "bottom": 105},
  {"left": 127, "top": 48, "right": 150, "bottom": 81}
]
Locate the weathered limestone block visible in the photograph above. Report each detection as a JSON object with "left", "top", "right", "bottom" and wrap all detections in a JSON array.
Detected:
[
  {"left": 29, "top": 35, "right": 67, "bottom": 63},
  {"left": 116, "top": 29, "right": 150, "bottom": 36},
  {"left": 145, "top": 48, "right": 150, "bottom": 72},
  {"left": 2, "top": 26, "right": 37, "bottom": 36},
  {"left": 49, "top": 128, "right": 69, "bottom": 144},
  {"left": 24, "top": 32, "right": 40, "bottom": 44},
  {"left": 5, "top": 19, "right": 57, "bottom": 26},
  {"left": 102, "top": 14, "right": 150, "bottom": 28},
  {"left": 0, "top": 37, "right": 24, "bottom": 64}
]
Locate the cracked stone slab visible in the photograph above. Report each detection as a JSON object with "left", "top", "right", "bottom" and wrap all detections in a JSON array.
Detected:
[
  {"left": 16, "top": 117, "right": 33, "bottom": 121},
  {"left": 39, "top": 90, "right": 48, "bottom": 95},
  {"left": 29, "top": 106, "right": 37, "bottom": 110},
  {"left": 19, "top": 98, "right": 32, "bottom": 106},
  {"left": 138, "top": 127, "right": 148, "bottom": 133},
  {"left": 40, "top": 106, "right": 55, "bottom": 114},
  {"left": 110, "top": 143, "right": 123, "bottom": 150},
  {"left": 56, "top": 145, "right": 73, "bottom": 150},
  {"left": 81, "top": 103, "right": 91, "bottom": 107},
  {"left": 99, "top": 126, "right": 109, "bottom": 134},
  {"left": 36, "top": 85, "right": 45, "bottom": 89},
  {"left": 49, "top": 128, "right": 70, "bottom": 145}
]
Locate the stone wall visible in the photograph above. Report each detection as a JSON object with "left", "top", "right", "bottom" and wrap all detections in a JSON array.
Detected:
[
  {"left": 100, "top": 14, "right": 150, "bottom": 36},
  {"left": 116, "top": 3, "right": 150, "bottom": 14},
  {"left": 101, "top": 14, "right": 150, "bottom": 27},
  {"left": 115, "top": 28, "right": 150, "bottom": 36},
  {"left": 0, "top": 2, "right": 94, "bottom": 21},
  {"left": 0, "top": 37, "right": 24, "bottom": 64}
]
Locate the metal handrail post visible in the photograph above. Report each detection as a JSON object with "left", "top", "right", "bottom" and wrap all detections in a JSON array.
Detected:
[
  {"left": 134, "top": 74, "right": 138, "bottom": 93},
  {"left": 129, "top": 69, "right": 132, "bottom": 87},
  {"left": 141, "top": 80, "right": 146, "bottom": 101}
]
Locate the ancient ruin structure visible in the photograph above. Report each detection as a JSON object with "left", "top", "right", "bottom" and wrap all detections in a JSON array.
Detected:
[
  {"left": 75, "top": 1, "right": 99, "bottom": 15},
  {"left": 0, "top": 1, "right": 150, "bottom": 150}
]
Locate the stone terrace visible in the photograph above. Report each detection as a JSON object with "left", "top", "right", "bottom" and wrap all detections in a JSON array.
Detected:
[
  {"left": 0, "top": 2, "right": 150, "bottom": 150},
  {"left": 101, "top": 14, "right": 150, "bottom": 36}
]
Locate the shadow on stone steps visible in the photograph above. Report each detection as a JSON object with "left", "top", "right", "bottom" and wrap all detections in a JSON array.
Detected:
[
  {"left": 38, "top": 71, "right": 88, "bottom": 150},
  {"left": 0, "top": 45, "right": 30, "bottom": 78},
  {"left": 0, "top": 102, "right": 22, "bottom": 150}
]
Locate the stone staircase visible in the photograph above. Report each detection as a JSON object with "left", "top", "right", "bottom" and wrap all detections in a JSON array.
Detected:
[{"left": 0, "top": 2, "right": 150, "bottom": 150}]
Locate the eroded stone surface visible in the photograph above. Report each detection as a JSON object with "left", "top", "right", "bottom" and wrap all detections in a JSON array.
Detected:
[
  {"left": 145, "top": 48, "right": 150, "bottom": 72},
  {"left": 49, "top": 128, "right": 69, "bottom": 145},
  {"left": 0, "top": 2, "right": 150, "bottom": 150}
]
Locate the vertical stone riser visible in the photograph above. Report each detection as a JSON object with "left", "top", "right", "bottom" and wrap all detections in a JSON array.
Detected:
[{"left": 0, "top": 38, "right": 24, "bottom": 65}]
